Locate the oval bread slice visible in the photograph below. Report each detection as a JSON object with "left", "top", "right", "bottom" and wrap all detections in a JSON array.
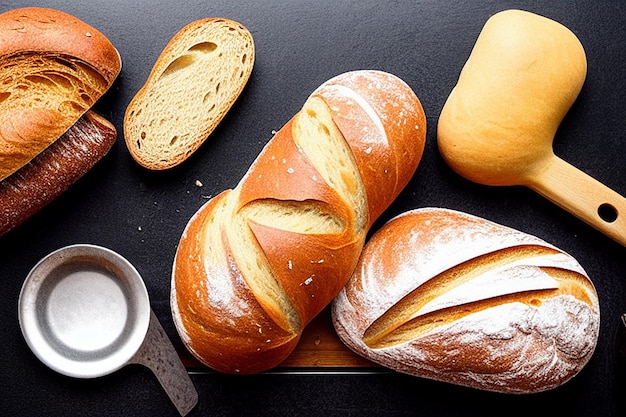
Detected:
[
  {"left": 332, "top": 207, "right": 600, "bottom": 394},
  {"left": 124, "top": 18, "right": 254, "bottom": 170}
]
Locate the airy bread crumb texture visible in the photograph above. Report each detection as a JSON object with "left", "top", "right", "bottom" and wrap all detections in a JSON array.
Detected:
[
  {"left": 124, "top": 18, "right": 254, "bottom": 170},
  {"left": 0, "top": 53, "right": 111, "bottom": 181},
  {"left": 0, "top": 7, "right": 121, "bottom": 182}
]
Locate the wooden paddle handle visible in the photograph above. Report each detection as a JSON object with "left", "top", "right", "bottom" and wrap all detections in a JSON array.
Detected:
[{"left": 528, "top": 155, "right": 626, "bottom": 246}]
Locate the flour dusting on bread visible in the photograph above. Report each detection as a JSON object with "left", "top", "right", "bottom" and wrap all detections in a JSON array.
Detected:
[{"left": 332, "top": 207, "right": 600, "bottom": 394}]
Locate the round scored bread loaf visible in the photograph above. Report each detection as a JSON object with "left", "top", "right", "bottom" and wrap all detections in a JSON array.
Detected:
[
  {"left": 171, "top": 70, "right": 427, "bottom": 374},
  {"left": 0, "top": 7, "right": 121, "bottom": 182},
  {"left": 332, "top": 208, "right": 600, "bottom": 394}
]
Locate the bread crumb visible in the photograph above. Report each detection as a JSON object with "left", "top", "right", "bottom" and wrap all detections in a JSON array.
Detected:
[{"left": 195, "top": 179, "right": 203, "bottom": 187}]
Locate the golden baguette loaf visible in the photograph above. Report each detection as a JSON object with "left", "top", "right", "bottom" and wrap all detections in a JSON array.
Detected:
[
  {"left": 0, "top": 111, "right": 116, "bottom": 236},
  {"left": 0, "top": 7, "right": 121, "bottom": 181},
  {"left": 332, "top": 208, "right": 600, "bottom": 393},
  {"left": 171, "top": 70, "right": 426, "bottom": 374},
  {"left": 124, "top": 18, "right": 254, "bottom": 170}
]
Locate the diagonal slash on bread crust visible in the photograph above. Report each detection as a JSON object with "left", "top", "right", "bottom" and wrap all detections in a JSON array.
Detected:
[
  {"left": 363, "top": 245, "right": 594, "bottom": 349},
  {"left": 214, "top": 96, "right": 368, "bottom": 335}
]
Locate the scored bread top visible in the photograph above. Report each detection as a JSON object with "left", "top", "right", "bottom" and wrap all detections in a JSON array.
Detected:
[
  {"left": 0, "top": 7, "right": 121, "bottom": 181},
  {"left": 235, "top": 96, "right": 371, "bottom": 328},
  {"left": 312, "top": 70, "right": 426, "bottom": 228},
  {"left": 332, "top": 207, "right": 600, "bottom": 393},
  {"left": 124, "top": 18, "right": 255, "bottom": 170}
]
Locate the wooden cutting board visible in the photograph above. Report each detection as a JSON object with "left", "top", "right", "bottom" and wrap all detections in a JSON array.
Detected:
[
  {"left": 181, "top": 306, "right": 376, "bottom": 370},
  {"left": 278, "top": 306, "right": 375, "bottom": 368}
]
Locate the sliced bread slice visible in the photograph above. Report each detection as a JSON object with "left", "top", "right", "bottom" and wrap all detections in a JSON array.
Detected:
[{"left": 124, "top": 18, "right": 254, "bottom": 170}]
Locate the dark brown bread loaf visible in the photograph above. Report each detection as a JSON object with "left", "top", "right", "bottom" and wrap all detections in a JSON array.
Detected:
[{"left": 0, "top": 111, "right": 116, "bottom": 236}]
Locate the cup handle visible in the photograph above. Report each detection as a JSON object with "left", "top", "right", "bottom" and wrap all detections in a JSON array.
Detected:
[{"left": 130, "top": 310, "right": 198, "bottom": 416}]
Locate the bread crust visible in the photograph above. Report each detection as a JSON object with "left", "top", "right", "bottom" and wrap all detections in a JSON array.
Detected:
[
  {"left": 171, "top": 70, "right": 426, "bottom": 373},
  {"left": 0, "top": 7, "right": 121, "bottom": 181},
  {"left": 313, "top": 70, "right": 426, "bottom": 227},
  {"left": 0, "top": 7, "right": 121, "bottom": 83},
  {"left": 332, "top": 208, "right": 600, "bottom": 393},
  {"left": 171, "top": 191, "right": 301, "bottom": 373}
]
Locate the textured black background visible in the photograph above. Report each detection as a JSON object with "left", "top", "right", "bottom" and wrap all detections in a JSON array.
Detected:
[{"left": 2, "top": 0, "right": 626, "bottom": 416}]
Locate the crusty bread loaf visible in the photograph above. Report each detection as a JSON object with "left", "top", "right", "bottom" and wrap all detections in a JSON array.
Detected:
[
  {"left": 171, "top": 70, "right": 426, "bottom": 374},
  {"left": 0, "top": 7, "right": 121, "bottom": 181},
  {"left": 124, "top": 18, "right": 254, "bottom": 170},
  {"left": 0, "top": 111, "right": 116, "bottom": 236},
  {"left": 332, "top": 208, "right": 600, "bottom": 394}
]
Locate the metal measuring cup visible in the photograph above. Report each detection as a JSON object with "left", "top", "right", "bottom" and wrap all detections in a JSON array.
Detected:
[{"left": 18, "top": 244, "right": 198, "bottom": 415}]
